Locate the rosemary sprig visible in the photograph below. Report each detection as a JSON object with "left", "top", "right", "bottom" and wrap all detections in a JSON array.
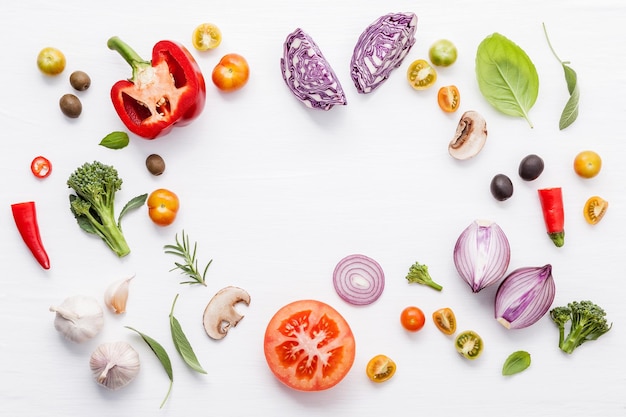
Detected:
[{"left": 164, "top": 230, "right": 211, "bottom": 286}]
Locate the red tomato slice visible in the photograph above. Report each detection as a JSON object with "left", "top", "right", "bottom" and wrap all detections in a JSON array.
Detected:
[
  {"left": 263, "top": 299, "right": 356, "bottom": 391},
  {"left": 31, "top": 156, "right": 52, "bottom": 178}
]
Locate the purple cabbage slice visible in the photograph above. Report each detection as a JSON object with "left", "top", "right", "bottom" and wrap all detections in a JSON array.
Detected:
[
  {"left": 280, "top": 28, "right": 347, "bottom": 111},
  {"left": 350, "top": 12, "right": 418, "bottom": 94}
]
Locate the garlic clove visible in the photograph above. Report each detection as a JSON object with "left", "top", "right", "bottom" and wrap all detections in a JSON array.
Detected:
[
  {"left": 49, "top": 295, "right": 104, "bottom": 343},
  {"left": 90, "top": 341, "right": 140, "bottom": 390},
  {"left": 104, "top": 275, "right": 134, "bottom": 314}
]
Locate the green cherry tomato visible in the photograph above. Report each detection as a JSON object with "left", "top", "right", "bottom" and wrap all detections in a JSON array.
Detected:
[
  {"left": 37, "top": 47, "right": 66, "bottom": 76},
  {"left": 429, "top": 39, "right": 458, "bottom": 67},
  {"left": 455, "top": 330, "right": 483, "bottom": 360}
]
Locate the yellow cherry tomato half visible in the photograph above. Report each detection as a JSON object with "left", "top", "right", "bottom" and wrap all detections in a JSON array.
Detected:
[
  {"left": 437, "top": 85, "right": 460, "bottom": 113},
  {"left": 583, "top": 196, "right": 608, "bottom": 225},
  {"left": 366, "top": 354, "right": 396, "bottom": 383},
  {"left": 406, "top": 59, "right": 437, "bottom": 90},
  {"left": 432, "top": 307, "right": 457, "bottom": 335},
  {"left": 192, "top": 23, "right": 222, "bottom": 51},
  {"left": 573, "top": 150, "right": 602, "bottom": 179},
  {"left": 147, "top": 188, "right": 180, "bottom": 226}
]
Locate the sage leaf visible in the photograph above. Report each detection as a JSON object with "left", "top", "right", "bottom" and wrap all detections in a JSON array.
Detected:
[
  {"left": 502, "top": 350, "right": 531, "bottom": 376},
  {"left": 543, "top": 23, "right": 580, "bottom": 130},
  {"left": 99, "top": 131, "right": 130, "bottom": 149},
  {"left": 170, "top": 294, "right": 207, "bottom": 374},
  {"left": 125, "top": 326, "right": 174, "bottom": 408},
  {"left": 475, "top": 33, "right": 539, "bottom": 128},
  {"left": 117, "top": 193, "right": 148, "bottom": 228}
]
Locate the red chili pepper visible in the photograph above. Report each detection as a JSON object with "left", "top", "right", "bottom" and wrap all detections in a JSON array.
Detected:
[
  {"left": 107, "top": 36, "right": 206, "bottom": 139},
  {"left": 11, "top": 201, "right": 50, "bottom": 269},
  {"left": 538, "top": 187, "right": 565, "bottom": 247}
]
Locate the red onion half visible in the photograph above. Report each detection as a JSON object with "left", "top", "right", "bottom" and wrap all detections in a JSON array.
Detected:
[
  {"left": 453, "top": 220, "right": 511, "bottom": 293},
  {"left": 495, "top": 264, "right": 555, "bottom": 329},
  {"left": 333, "top": 254, "right": 385, "bottom": 305}
]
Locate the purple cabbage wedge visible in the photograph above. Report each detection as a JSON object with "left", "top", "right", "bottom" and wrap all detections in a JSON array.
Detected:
[
  {"left": 280, "top": 28, "right": 347, "bottom": 111},
  {"left": 350, "top": 12, "right": 418, "bottom": 94}
]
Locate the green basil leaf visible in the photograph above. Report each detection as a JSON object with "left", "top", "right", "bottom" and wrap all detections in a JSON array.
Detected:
[
  {"left": 99, "top": 131, "right": 130, "bottom": 149},
  {"left": 475, "top": 33, "right": 539, "bottom": 128},
  {"left": 502, "top": 350, "right": 531, "bottom": 376},
  {"left": 117, "top": 193, "right": 147, "bottom": 228},
  {"left": 125, "top": 326, "right": 174, "bottom": 408},
  {"left": 170, "top": 294, "right": 207, "bottom": 374},
  {"left": 563, "top": 64, "right": 577, "bottom": 95}
]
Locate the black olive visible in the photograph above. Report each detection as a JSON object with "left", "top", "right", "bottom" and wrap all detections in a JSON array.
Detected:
[
  {"left": 490, "top": 174, "right": 513, "bottom": 201},
  {"left": 69, "top": 70, "right": 91, "bottom": 91},
  {"left": 518, "top": 154, "right": 544, "bottom": 181},
  {"left": 59, "top": 93, "right": 82, "bottom": 118},
  {"left": 146, "top": 154, "right": 166, "bottom": 176}
]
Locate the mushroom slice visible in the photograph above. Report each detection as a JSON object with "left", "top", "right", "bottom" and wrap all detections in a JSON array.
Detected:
[
  {"left": 203, "top": 286, "right": 251, "bottom": 340},
  {"left": 448, "top": 110, "right": 488, "bottom": 160}
]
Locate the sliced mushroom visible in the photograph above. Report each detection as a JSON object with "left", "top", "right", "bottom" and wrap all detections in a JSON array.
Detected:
[
  {"left": 203, "top": 286, "right": 251, "bottom": 340},
  {"left": 448, "top": 110, "right": 488, "bottom": 160}
]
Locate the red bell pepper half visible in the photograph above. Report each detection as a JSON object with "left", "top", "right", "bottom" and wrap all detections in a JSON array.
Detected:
[
  {"left": 11, "top": 201, "right": 50, "bottom": 269},
  {"left": 107, "top": 36, "right": 206, "bottom": 139},
  {"left": 538, "top": 187, "right": 565, "bottom": 247}
]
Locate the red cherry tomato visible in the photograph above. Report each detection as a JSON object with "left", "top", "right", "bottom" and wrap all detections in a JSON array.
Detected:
[
  {"left": 263, "top": 299, "right": 356, "bottom": 391},
  {"left": 211, "top": 53, "right": 250, "bottom": 92},
  {"left": 30, "top": 156, "right": 52, "bottom": 178},
  {"left": 400, "top": 306, "right": 426, "bottom": 332}
]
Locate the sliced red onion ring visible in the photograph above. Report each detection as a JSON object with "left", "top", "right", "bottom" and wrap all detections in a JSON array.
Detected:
[
  {"left": 495, "top": 264, "right": 556, "bottom": 329},
  {"left": 333, "top": 254, "right": 385, "bottom": 305}
]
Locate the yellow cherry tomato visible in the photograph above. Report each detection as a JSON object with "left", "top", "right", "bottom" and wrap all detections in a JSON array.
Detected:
[
  {"left": 147, "top": 188, "right": 180, "bottom": 226},
  {"left": 573, "top": 150, "right": 602, "bottom": 179},
  {"left": 192, "top": 23, "right": 222, "bottom": 51},
  {"left": 406, "top": 59, "right": 437, "bottom": 90},
  {"left": 37, "top": 47, "right": 66, "bottom": 75},
  {"left": 366, "top": 354, "right": 396, "bottom": 383},
  {"left": 583, "top": 196, "right": 608, "bottom": 225}
]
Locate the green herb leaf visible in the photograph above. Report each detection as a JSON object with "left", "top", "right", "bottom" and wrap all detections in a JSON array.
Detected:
[
  {"left": 99, "top": 131, "right": 130, "bottom": 149},
  {"left": 125, "top": 326, "right": 174, "bottom": 408},
  {"left": 475, "top": 32, "right": 539, "bottom": 128},
  {"left": 118, "top": 193, "right": 148, "bottom": 228},
  {"left": 502, "top": 350, "right": 531, "bottom": 376},
  {"left": 169, "top": 294, "right": 207, "bottom": 374},
  {"left": 543, "top": 23, "right": 580, "bottom": 130},
  {"left": 164, "top": 230, "right": 211, "bottom": 286}
]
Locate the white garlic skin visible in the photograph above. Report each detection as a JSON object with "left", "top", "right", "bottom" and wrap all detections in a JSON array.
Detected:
[
  {"left": 104, "top": 275, "right": 134, "bottom": 314},
  {"left": 90, "top": 341, "right": 140, "bottom": 390},
  {"left": 49, "top": 295, "right": 104, "bottom": 343}
]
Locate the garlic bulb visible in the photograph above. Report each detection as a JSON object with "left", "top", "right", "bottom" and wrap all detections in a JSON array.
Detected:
[
  {"left": 90, "top": 341, "right": 140, "bottom": 390},
  {"left": 49, "top": 295, "right": 104, "bottom": 343},
  {"left": 104, "top": 275, "right": 134, "bottom": 314}
]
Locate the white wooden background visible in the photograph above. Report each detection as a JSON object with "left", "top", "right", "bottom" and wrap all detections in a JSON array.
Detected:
[{"left": 1, "top": 0, "right": 624, "bottom": 416}]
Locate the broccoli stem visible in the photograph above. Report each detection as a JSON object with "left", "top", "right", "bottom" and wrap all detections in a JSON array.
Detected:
[
  {"left": 561, "top": 326, "right": 584, "bottom": 354},
  {"left": 406, "top": 262, "right": 443, "bottom": 291}
]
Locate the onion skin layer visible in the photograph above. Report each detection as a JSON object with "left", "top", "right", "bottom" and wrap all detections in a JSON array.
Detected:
[
  {"left": 453, "top": 220, "right": 510, "bottom": 293},
  {"left": 495, "top": 264, "right": 556, "bottom": 329}
]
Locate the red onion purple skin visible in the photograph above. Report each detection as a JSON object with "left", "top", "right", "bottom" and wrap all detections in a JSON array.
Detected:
[
  {"left": 453, "top": 220, "right": 511, "bottom": 293},
  {"left": 495, "top": 264, "right": 556, "bottom": 329},
  {"left": 350, "top": 12, "right": 418, "bottom": 94},
  {"left": 333, "top": 254, "right": 385, "bottom": 306}
]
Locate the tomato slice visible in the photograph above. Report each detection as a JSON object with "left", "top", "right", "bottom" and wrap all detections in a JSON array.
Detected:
[
  {"left": 263, "top": 299, "right": 356, "bottom": 391},
  {"left": 583, "top": 196, "right": 608, "bottom": 225},
  {"left": 455, "top": 330, "right": 483, "bottom": 360},
  {"left": 30, "top": 156, "right": 52, "bottom": 178},
  {"left": 432, "top": 307, "right": 456, "bottom": 335},
  {"left": 366, "top": 354, "right": 396, "bottom": 383},
  {"left": 192, "top": 23, "right": 222, "bottom": 51},
  {"left": 406, "top": 59, "right": 437, "bottom": 90},
  {"left": 437, "top": 85, "right": 460, "bottom": 112}
]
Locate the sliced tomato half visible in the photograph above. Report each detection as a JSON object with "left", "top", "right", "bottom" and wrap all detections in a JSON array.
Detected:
[{"left": 263, "top": 299, "right": 356, "bottom": 391}]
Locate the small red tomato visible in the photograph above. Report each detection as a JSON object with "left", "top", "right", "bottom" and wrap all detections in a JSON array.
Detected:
[
  {"left": 400, "top": 306, "right": 426, "bottom": 332},
  {"left": 211, "top": 53, "right": 250, "bottom": 92},
  {"left": 31, "top": 156, "right": 52, "bottom": 178},
  {"left": 147, "top": 188, "right": 179, "bottom": 226},
  {"left": 437, "top": 85, "right": 460, "bottom": 112}
]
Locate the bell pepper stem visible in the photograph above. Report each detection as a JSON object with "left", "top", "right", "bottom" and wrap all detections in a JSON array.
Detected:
[{"left": 107, "top": 36, "right": 151, "bottom": 81}]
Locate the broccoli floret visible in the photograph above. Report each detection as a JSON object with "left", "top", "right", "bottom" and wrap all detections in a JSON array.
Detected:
[
  {"left": 405, "top": 262, "right": 443, "bottom": 291},
  {"left": 549, "top": 300, "right": 612, "bottom": 354},
  {"left": 67, "top": 161, "right": 146, "bottom": 257}
]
